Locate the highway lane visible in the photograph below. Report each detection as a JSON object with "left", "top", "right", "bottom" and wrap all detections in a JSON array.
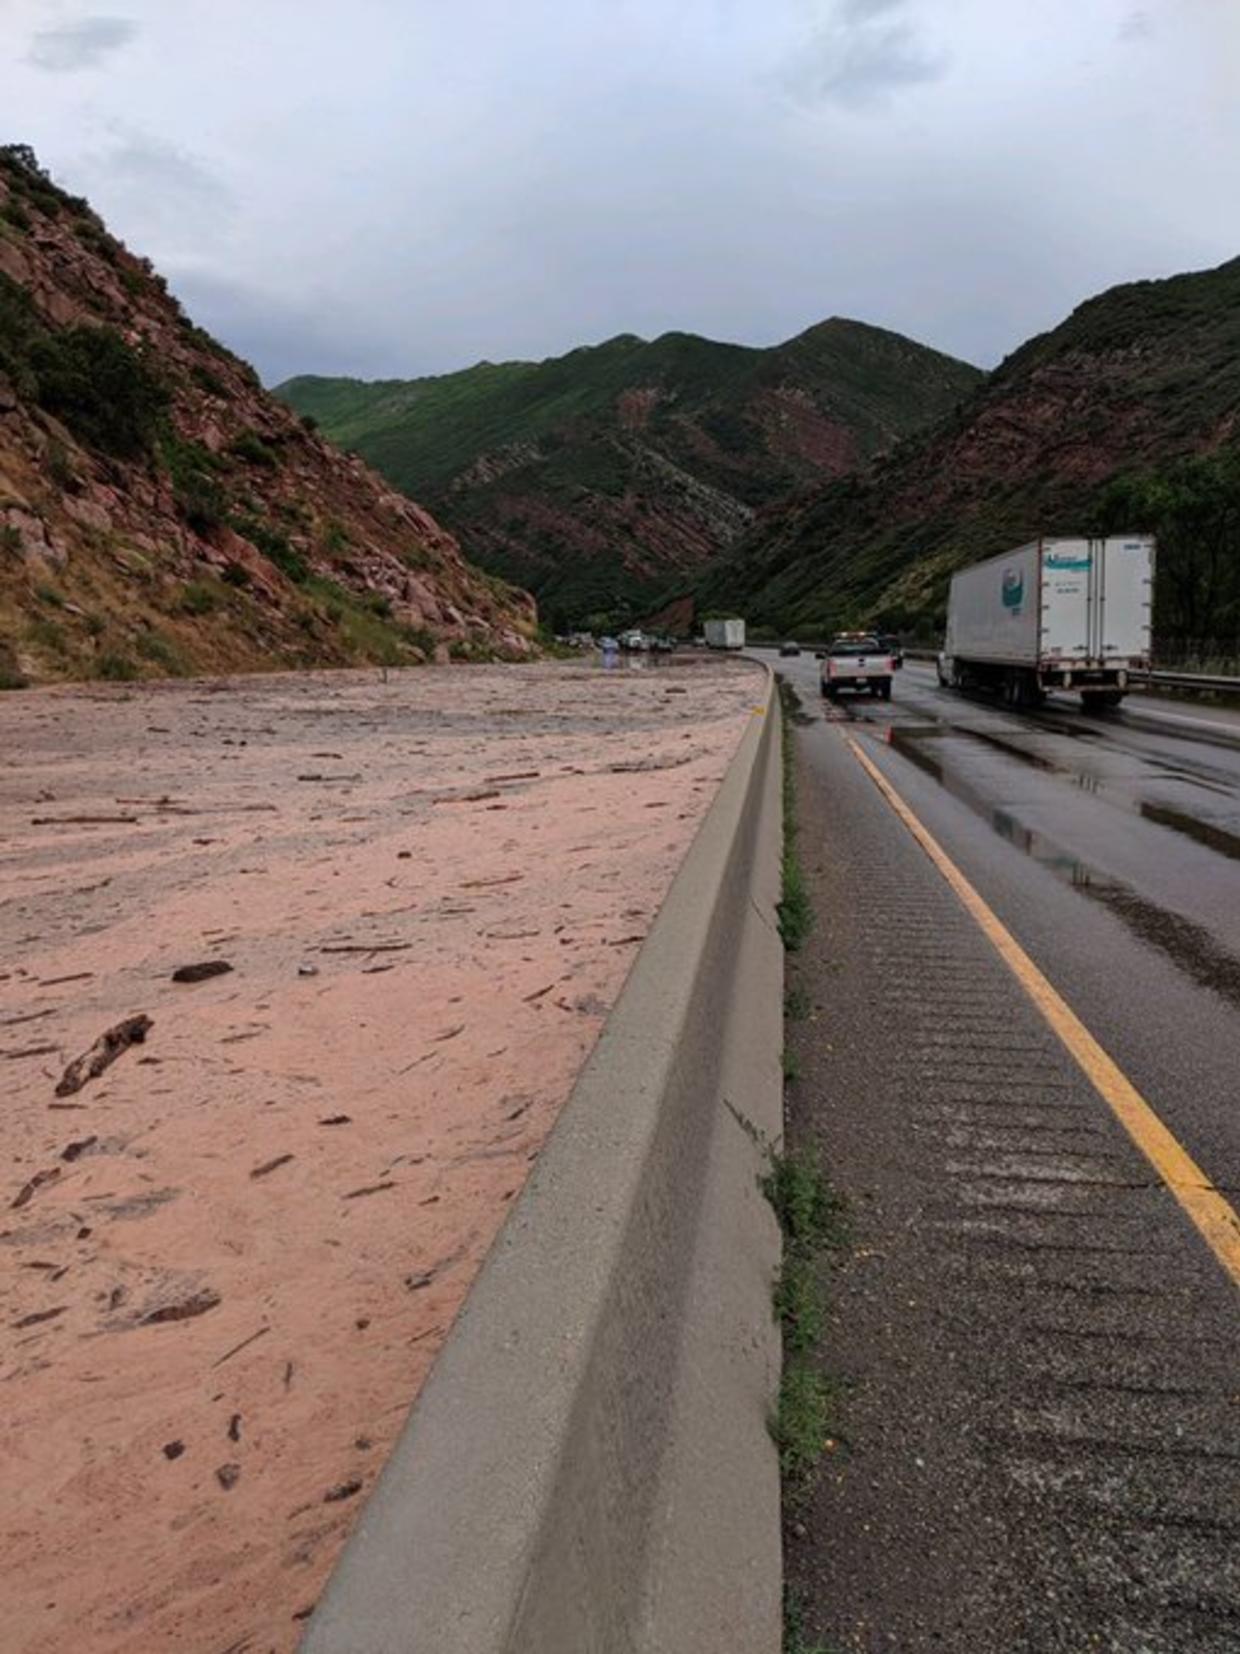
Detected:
[
  {"left": 781, "top": 654, "right": 1240, "bottom": 1197},
  {"left": 759, "top": 648, "right": 1240, "bottom": 1652}
]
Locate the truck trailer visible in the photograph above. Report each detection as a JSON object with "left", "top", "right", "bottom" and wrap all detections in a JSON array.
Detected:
[
  {"left": 938, "top": 536, "right": 1154, "bottom": 709},
  {"left": 703, "top": 617, "right": 745, "bottom": 650}
]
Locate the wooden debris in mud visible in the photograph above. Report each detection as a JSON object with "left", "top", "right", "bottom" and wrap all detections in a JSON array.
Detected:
[
  {"left": 11, "top": 1167, "right": 61, "bottom": 1209},
  {"left": 212, "top": 1326, "right": 270, "bottom": 1368},
  {"left": 172, "top": 961, "right": 233, "bottom": 983},
  {"left": 319, "top": 942, "right": 411, "bottom": 955},
  {"left": 55, "top": 1014, "right": 152, "bottom": 1097},
  {"left": 143, "top": 1289, "right": 221, "bottom": 1325},
  {"left": 343, "top": 1181, "right": 396, "bottom": 1200},
  {"left": 30, "top": 814, "right": 139, "bottom": 826},
  {"left": 250, "top": 1154, "right": 294, "bottom": 1179}
]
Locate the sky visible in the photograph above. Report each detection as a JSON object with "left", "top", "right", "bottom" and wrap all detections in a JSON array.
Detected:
[{"left": 3, "top": 0, "right": 1238, "bottom": 384}]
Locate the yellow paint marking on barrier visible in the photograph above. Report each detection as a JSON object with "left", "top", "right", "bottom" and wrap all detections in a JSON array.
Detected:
[{"left": 845, "top": 732, "right": 1240, "bottom": 1291}]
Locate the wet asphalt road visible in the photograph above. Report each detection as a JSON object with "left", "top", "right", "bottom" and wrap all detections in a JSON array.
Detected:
[{"left": 762, "top": 650, "right": 1240, "bottom": 1652}]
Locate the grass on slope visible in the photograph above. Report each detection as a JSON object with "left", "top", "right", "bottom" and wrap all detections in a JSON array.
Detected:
[
  {"left": 277, "top": 323, "right": 981, "bottom": 503},
  {"left": 278, "top": 331, "right": 766, "bottom": 497}
]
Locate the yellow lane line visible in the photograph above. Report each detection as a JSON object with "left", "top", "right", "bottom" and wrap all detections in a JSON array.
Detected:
[{"left": 845, "top": 733, "right": 1240, "bottom": 1291}]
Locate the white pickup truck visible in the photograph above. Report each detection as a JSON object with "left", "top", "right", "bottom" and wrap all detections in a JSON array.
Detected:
[{"left": 820, "top": 634, "right": 895, "bottom": 702}]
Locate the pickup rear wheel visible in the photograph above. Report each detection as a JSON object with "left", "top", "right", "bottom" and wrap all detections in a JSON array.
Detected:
[{"left": 879, "top": 679, "right": 893, "bottom": 701}]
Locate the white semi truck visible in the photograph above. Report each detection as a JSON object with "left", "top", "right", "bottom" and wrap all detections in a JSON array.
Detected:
[
  {"left": 938, "top": 536, "right": 1154, "bottom": 710},
  {"left": 703, "top": 617, "right": 745, "bottom": 650}
]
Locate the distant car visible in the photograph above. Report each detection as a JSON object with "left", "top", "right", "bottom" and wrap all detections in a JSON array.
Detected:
[
  {"left": 779, "top": 641, "right": 801, "bottom": 657},
  {"left": 872, "top": 631, "right": 905, "bottom": 669},
  {"left": 599, "top": 636, "right": 619, "bottom": 652},
  {"left": 649, "top": 636, "right": 675, "bottom": 653}
]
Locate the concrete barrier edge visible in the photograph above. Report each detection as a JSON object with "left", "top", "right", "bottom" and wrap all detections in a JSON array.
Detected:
[{"left": 305, "top": 663, "right": 784, "bottom": 1653}]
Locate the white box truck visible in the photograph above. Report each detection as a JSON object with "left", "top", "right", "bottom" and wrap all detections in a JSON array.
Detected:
[
  {"left": 704, "top": 617, "right": 745, "bottom": 650},
  {"left": 938, "top": 536, "right": 1154, "bottom": 709}
]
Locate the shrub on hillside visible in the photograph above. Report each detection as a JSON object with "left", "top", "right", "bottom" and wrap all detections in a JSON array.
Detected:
[
  {"left": 0, "top": 146, "right": 66, "bottom": 218},
  {"left": 190, "top": 362, "right": 229, "bottom": 398},
  {"left": 227, "top": 429, "right": 279, "bottom": 469},
  {"left": 233, "top": 513, "right": 308, "bottom": 582},
  {"left": 0, "top": 637, "right": 27, "bottom": 689},
  {"left": 402, "top": 625, "right": 437, "bottom": 657},
  {"left": 31, "top": 325, "right": 169, "bottom": 458},
  {"left": 95, "top": 649, "right": 139, "bottom": 681},
  {"left": 136, "top": 629, "right": 188, "bottom": 674},
  {"left": 0, "top": 271, "right": 41, "bottom": 397},
  {"left": 163, "top": 437, "right": 228, "bottom": 534},
  {"left": 179, "top": 580, "right": 220, "bottom": 615}
]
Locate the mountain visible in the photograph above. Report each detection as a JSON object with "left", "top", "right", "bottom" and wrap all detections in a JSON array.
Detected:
[
  {"left": 696, "top": 257, "right": 1240, "bottom": 643},
  {"left": 277, "top": 322, "right": 982, "bottom": 629},
  {"left": 0, "top": 146, "right": 536, "bottom": 688}
]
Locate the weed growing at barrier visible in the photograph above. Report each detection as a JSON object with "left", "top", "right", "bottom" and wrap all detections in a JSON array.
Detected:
[
  {"left": 782, "top": 1046, "right": 800, "bottom": 1084},
  {"left": 784, "top": 1585, "right": 843, "bottom": 1654},
  {"left": 763, "top": 1144, "right": 848, "bottom": 1492},
  {"left": 784, "top": 984, "right": 811, "bottom": 1020},
  {"left": 775, "top": 1361, "right": 839, "bottom": 1487},
  {"left": 763, "top": 1145, "right": 845, "bottom": 1253},
  {"left": 777, "top": 677, "right": 814, "bottom": 952},
  {"left": 773, "top": 1251, "right": 823, "bottom": 1354}
]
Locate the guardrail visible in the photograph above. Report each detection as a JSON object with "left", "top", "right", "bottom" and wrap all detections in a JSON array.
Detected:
[
  {"left": 305, "top": 666, "right": 784, "bottom": 1654},
  {"left": 1143, "top": 668, "right": 1240, "bottom": 693}
]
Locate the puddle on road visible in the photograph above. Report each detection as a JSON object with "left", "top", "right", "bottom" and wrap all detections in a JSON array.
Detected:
[
  {"left": 880, "top": 713, "right": 1240, "bottom": 852},
  {"left": 1139, "top": 802, "right": 1240, "bottom": 862},
  {"left": 881, "top": 725, "right": 1240, "bottom": 1014}
]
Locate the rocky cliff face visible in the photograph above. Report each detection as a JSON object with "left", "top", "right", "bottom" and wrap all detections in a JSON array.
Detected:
[
  {"left": 698, "top": 256, "right": 1240, "bottom": 637},
  {"left": 278, "top": 322, "right": 982, "bottom": 630},
  {"left": 0, "top": 147, "right": 536, "bottom": 687}
]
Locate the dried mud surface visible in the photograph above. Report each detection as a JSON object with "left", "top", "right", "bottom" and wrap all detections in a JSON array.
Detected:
[{"left": 0, "top": 657, "right": 757, "bottom": 1653}]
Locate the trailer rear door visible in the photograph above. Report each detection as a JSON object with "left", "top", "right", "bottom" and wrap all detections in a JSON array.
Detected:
[
  {"left": 1040, "top": 539, "right": 1093, "bottom": 662},
  {"left": 1099, "top": 536, "right": 1154, "bottom": 662}
]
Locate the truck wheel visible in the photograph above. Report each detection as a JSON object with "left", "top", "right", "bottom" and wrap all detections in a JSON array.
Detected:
[
  {"left": 1082, "top": 690, "right": 1124, "bottom": 713},
  {"left": 820, "top": 681, "right": 829, "bottom": 699},
  {"left": 879, "top": 680, "right": 892, "bottom": 701}
]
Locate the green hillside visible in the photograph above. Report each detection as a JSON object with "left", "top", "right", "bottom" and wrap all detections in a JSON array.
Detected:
[
  {"left": 696, "top": 257, "right": 1240, "bottom": 647},
  {"left": 278, "top": 321, "right": 981, "bottom": 628}
]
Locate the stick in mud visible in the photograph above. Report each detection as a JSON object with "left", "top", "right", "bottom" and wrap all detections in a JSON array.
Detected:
[{"left": 55, "top": 1014, "right": 153, "bottom": 1097}]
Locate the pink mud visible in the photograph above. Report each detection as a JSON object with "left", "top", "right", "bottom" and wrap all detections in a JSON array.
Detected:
[{"left": 0, "top": 658, "right": 757, "bottom": 1653}]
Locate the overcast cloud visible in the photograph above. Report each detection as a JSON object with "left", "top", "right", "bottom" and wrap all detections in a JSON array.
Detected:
[
  {"left": 25, "top": 13, "right": 138, "bottom": 72},
  {"left": 2, "top": 0, "right": 1237, "bottom": 383}
]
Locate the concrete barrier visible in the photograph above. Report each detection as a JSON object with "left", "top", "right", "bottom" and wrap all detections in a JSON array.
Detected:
[{"left": 305, "top": 665, "right": 785, "bottom": 1654}]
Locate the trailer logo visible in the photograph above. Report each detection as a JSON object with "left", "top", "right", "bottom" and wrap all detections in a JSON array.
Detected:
[
  {"left": 1001, "top": 568, "right": 1024, "bottom": 612},
  {"left": 1045, "top": 553, "right": 1093, "bottom": 571}
]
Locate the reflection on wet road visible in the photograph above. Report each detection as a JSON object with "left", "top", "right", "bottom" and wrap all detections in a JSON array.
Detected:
[{"left": 803, "top": 662, "right": 1240, "bottom": 1019}]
